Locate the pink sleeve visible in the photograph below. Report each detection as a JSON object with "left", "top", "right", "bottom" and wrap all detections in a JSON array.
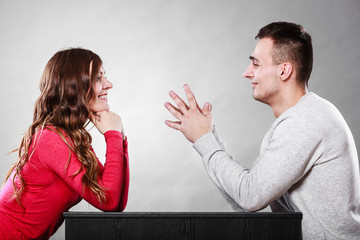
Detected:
[
  {"left": 103, "top": 131, "right": 130, "bottom": 211},
  {"left": 36, "top": 129, "right": 129, "bottom": 211},
  {"left": 117, "top": 137, "right": 129, "bottom": 211}
]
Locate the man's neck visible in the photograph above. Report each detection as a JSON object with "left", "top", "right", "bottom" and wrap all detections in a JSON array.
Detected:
[{"left": 271, "top": 86, "right": 307, "bottom": 118}]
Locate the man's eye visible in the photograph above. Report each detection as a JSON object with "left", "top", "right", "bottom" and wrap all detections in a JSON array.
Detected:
[{"left": 253, "top": 62, "right": 259, "bottom": 67}]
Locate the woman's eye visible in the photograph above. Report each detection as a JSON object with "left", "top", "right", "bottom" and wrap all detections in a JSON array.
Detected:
[{"left": 97, "top": 76, "right": 101, "bottom": 81}]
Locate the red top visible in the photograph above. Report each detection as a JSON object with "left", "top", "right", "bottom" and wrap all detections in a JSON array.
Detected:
[{"left": 0, "top": 128, "right": 129, "bottom": 240}]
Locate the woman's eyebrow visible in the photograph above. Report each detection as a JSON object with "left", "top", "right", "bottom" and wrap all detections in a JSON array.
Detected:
[{"left": 249, "top": 56, "right": 259, "bottom": 62}]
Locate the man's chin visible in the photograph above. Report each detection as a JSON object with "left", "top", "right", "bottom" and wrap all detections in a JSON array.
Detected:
[
  {"left": 252, "top": 93, "right": 267, "bottom": 104},
  {"left": 252, "top": 92, "right": 260, "bottom": 101}
]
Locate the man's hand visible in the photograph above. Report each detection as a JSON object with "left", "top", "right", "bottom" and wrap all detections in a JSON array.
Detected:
[{"left": 164, "top": 84, "right": 213, "bottom": 143}]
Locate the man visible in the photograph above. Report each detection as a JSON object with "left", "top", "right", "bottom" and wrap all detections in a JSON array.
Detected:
[{"left": 164, "top": 22, "right": 360, "bottom": 239}]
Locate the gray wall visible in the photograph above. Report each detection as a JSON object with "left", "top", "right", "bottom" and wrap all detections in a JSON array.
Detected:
[{"left": 0, "top": 0, "right": 359, "bottom": 239}]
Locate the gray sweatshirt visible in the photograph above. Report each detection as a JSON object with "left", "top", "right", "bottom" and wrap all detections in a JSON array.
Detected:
[{"left": 193, "top": 92, "right": 360, "bottom": 240}]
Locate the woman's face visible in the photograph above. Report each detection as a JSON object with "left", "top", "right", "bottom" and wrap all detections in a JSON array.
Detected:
[{"left": 89, "top": 65, "right": 113, "bottom": 113}]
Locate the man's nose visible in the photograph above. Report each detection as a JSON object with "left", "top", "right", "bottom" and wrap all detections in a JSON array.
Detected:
[{"left": 243, "top": 64, "right": 254, "bottom": 79}]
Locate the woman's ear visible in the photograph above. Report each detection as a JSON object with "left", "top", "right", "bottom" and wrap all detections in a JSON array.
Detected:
[{"left": 278, "top": 62, "right": 293, "bottom": 81}]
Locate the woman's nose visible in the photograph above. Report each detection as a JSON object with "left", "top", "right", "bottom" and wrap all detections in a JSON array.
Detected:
[{"left": 103, "top": 78, "right": 113, "bottom": 90}]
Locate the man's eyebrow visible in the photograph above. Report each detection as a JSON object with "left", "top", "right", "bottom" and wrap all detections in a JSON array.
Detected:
[{"left": 249, "top": 56, "right": 259, "bottom": 62}]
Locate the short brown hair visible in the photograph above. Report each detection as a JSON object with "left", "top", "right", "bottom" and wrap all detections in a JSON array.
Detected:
[{"left": 256, "top": 22, "right": 313, "bottom": 86}]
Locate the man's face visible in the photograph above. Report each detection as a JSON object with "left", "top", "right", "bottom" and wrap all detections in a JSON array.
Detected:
[{"left": 243, "top": 37, "right": 280, "bottom": 105}]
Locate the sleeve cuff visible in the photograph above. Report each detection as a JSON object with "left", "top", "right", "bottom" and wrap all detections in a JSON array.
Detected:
[
  {"left": 193, "top": 132, "right": 223, "bottom": 157},
  {"left": 104, "top": 130, "right": 123, "bottom": 140}
]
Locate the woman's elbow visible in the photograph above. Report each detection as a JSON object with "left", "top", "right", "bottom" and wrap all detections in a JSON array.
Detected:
[
  {"left": 101, "top": 200, "right": 120, "bottom": 212},
  {"left": 102, "top": 195, "right": 128, "bottom": 212}
]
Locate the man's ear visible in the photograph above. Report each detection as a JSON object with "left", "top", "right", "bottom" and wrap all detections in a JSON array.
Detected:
[{"left": 278, "top": 62, "right": 293, "bottom": 81}]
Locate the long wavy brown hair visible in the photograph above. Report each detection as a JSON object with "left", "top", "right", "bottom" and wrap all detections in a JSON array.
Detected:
[{"left": 4, "top": 48, "right": 107, "bottom": 206}]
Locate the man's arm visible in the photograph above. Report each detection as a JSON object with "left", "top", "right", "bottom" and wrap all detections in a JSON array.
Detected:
[
  {"left": 193, "top": 116, "right": 323, "bottom": 211},
  {"left": 164, "top": 85, "right": 323, "bottom": 212}
]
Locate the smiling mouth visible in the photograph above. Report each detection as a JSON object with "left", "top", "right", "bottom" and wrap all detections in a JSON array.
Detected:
[{"left": 99, "top": 94, "right": 108, "bottom": 101}]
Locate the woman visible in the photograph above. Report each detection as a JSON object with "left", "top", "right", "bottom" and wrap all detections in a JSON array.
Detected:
[{"left": 0, "top": 48, "right": 129, "bottom": 239}]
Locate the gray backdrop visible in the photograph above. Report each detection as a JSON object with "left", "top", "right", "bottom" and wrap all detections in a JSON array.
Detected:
[{"left": 0, "top": 0, "right": 359, "bottom": 239}]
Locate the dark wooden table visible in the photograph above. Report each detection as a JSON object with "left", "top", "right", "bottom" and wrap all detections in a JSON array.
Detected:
[{"left": 64, "top": 212, "right": 302, "bottom": 240}]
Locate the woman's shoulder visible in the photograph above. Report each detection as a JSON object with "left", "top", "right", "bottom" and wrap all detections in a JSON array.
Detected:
[
  {"left": 32, "top": 127, "right": 75, "bottom": 164},
  {"left": 34, "top": 126, "right": 70, "bottom": 148}
]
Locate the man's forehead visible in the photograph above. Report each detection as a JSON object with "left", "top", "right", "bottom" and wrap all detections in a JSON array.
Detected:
[{"left": 251, "top": 38, "right": 274, "bottom": 62}]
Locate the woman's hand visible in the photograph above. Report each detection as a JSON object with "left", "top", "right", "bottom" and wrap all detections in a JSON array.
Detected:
[{"left": 90, "top": 111, "right": 124, "bottom": 135}]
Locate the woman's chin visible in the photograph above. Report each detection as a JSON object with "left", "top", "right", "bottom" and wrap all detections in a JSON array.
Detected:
[{"left": 90, "top": 105, "right": 110, "bottom": 113}]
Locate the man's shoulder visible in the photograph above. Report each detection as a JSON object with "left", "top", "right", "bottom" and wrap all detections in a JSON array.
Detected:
[
  {"left": 274, "top": 92, "right": 348, "bottom": 137},
  {"left": 282, "top": 92, "right": 339, "bottom": 121}
]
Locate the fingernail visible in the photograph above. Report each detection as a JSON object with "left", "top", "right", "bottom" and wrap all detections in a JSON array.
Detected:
[
  {"left": 169, "top": 91, "right": 174, "bottom": 96},
  {"left": 183, "top": 84, "right": 189, "bottom": 90}
]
